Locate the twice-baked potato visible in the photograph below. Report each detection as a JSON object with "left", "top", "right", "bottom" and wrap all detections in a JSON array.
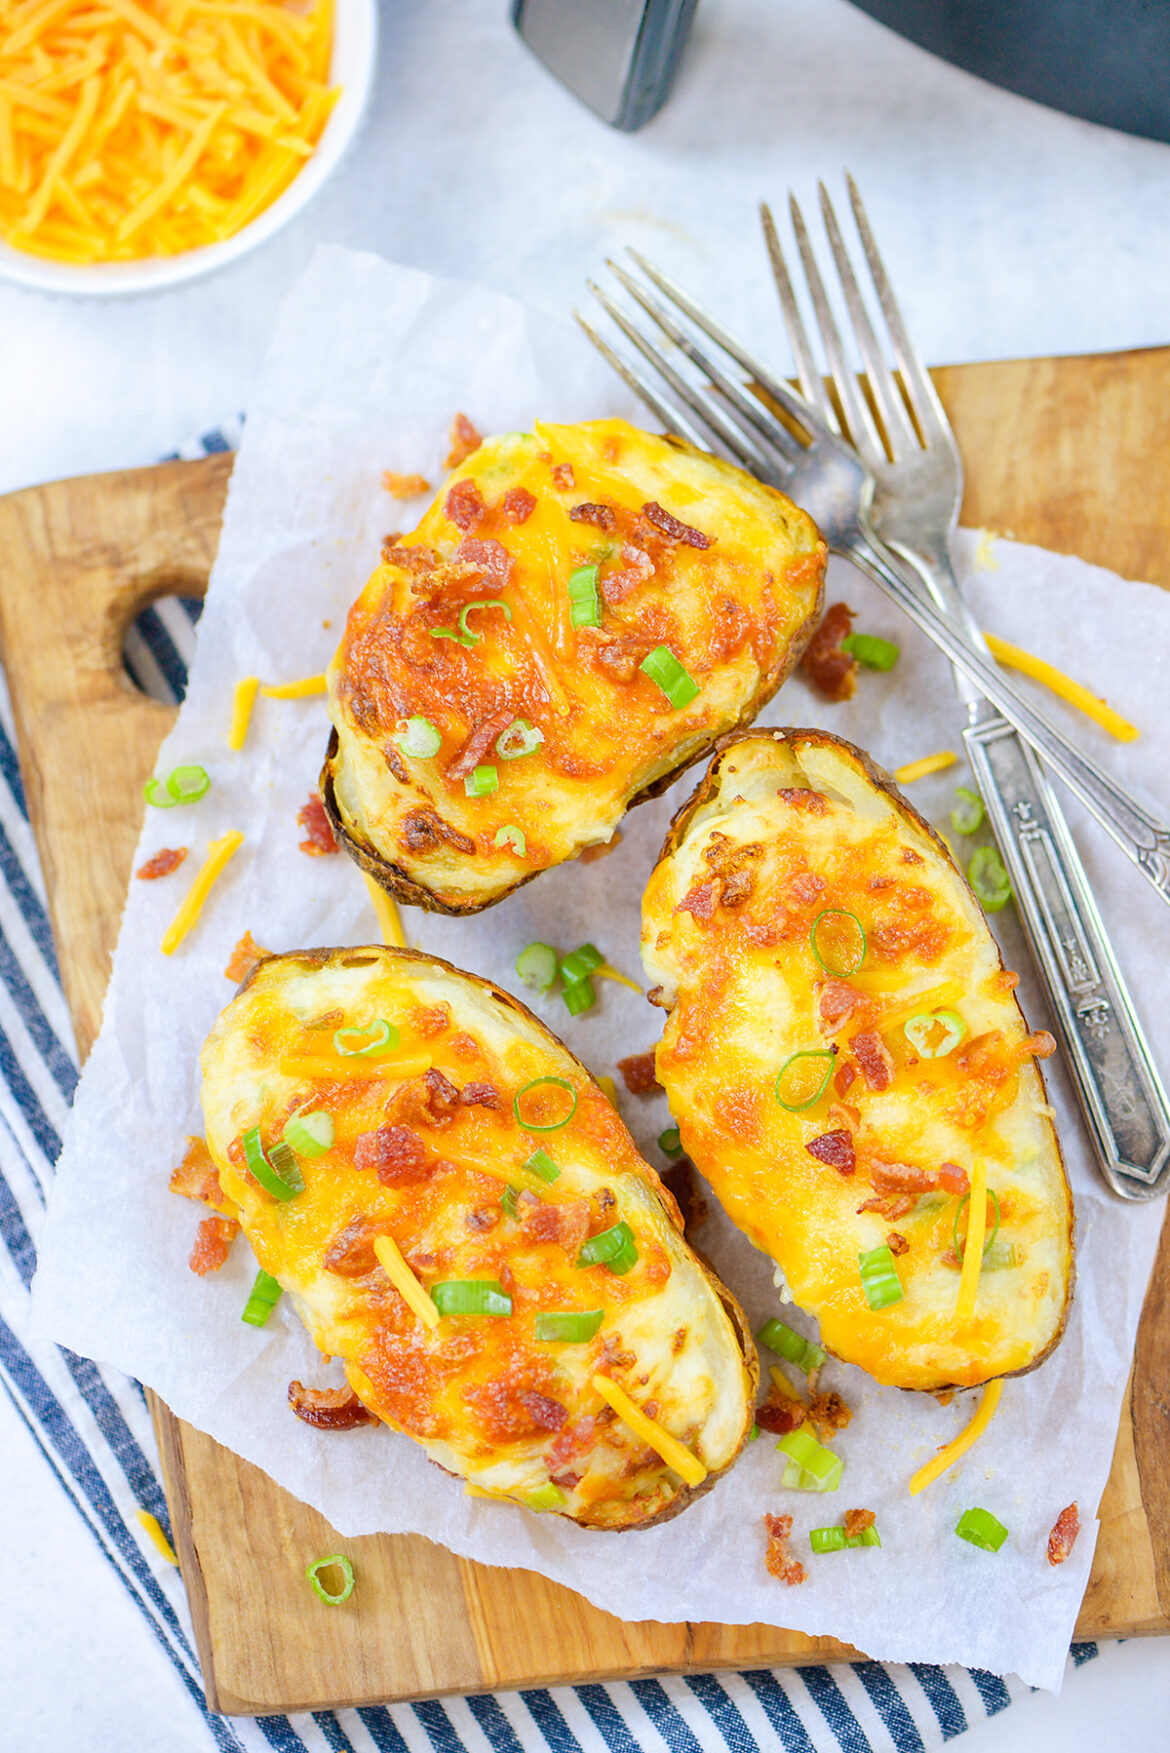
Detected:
[
  {"left": 200, "top": 944, "right": 757, "bottom": 1528},
  {"left": 323, "top": 418, "right": 826, "bottom": 913},
  {"left": 641, "top": 729, "right": 1074, "bottom": 1393}
]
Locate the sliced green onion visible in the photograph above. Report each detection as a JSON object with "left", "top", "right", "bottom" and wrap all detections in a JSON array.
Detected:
[
  {"left": 969, "top": 845, "right": 1013, "bottom": 912},
  {"left": 515, "top": 942, "right": 559, "bottom": 993},
  {"left": 776, "top": 1426, "right": 842, "bottom": 1487},
  {"left": 465, "top": 764, "right": 498, "bottom": 798},
  {"left": 497, "top": 718, "right": 545, "bottom": 760},
  {"left": 241, "top": 1268, "right": 282, "bottom": 1327},
  {"left": 810, "top": 1523, "right": 881, "bottom": 1553},
  {"left": 810, "top": 908, "right": 867, "bottom": 977},
  {"left": 640, "top": 645, "right": 700, "bottom": 709},
  {"left": 953, "top": 1187, "right": 1002, "bottom": 1265},
  {"left": 982, "top": 1239, "right": 1017, "bottom": 1271},
  {"left": 523, "top": 1148, "right": 560, "bottom": 1183},
  {"left": 903, "top": 1008, "right": 966, "bottom": 1058},
  {"left": 950, "top": 786, "right": 985, "bottom": 835},
  {"left": 144, "top": 764, "right": 211, "bottom": 808},
  {"left": 859, "top": 1243, "right": 904, "bottom": 1310},
  {"left": 459, "top": 600, "right": 512, "bottom": 643},
  {"left": 955, "top": 1507, "right": 1009, "bottom": 1552},
  {"left": 749, "top": 1423, "right": 760, "bottom": 1440},
  {"left": 562, "top": 977, "right": 595, "bottom": 1016},
  {"left": 774, "top": 1049, "right": 835, "bottom": 1112},
  {"left": 576, "top": 1220, "right": 638, "bottom": 1275},
  {"left": 306, "top": 1553, "right": 355, "bottom": 1605},
  {"left": 430, "top": 627, "right": 476, "bottom": 648},
  {"left": 781, "top": 1457, "right": 842, "bottom": 1493},
  {"left": 524, "top": 1482, "right": 566, "bottom": 1512},
  {"left": 242, "top": 1126, "right": 304, "bottom": 1202},
  {"left": 841, "top": 632, "right": 900, "bottom": 671},
  {"left": 560, "top": 943, "right": 605, "bottom": 985},
  {"left": 514, "top": 1075, "right": 578, "bottom": 1132},
  {"left": 392, "top": 715, "right": 442, "bottom": 759},
  {"left": 567, "top": 564, "right": 602, "bottom": 629},
  {"left": 431, "top": 1280, "right": 513, "bottom": 1317},
  {"left": 281, "top": 1109, "right": 334, "bottom": 1157},
  {"left": 501, "top": 1184, "right": 521, "bottom": 1219},
  {"left": 333, "top": 1018, "right": 400, "bottom": 1057},
  {"left": 535, "top": 1309, "right": 604, "bottom": 1343},
  {"left": 494, "top": 824, "right": 527, "bottom": 856},
  {"left": 658, "top": 1127, "right": 683, "bottom": 1157},
  {"left": 756, "top": 1319, "right": 827, "bottom": 1375}
]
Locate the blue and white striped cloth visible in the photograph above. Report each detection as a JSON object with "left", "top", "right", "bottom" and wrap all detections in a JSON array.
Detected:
[{"left": 1, "top": 426, "right": 1097, "bottom": 1751}]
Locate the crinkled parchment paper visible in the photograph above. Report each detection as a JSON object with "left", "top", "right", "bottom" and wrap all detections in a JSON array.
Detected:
[{"left": 32, "top": 248, "right": 1170, "bottom": 1690}]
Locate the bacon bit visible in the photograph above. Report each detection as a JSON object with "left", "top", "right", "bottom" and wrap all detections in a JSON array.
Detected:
[
  {"left": 137, "top": 846, "right": 187, "bottom": 880},
  {"left": 297, "top": 793, "right": 338, "bottom": 856},
  {"left": 288, "top": 1381, "right": 377, "bottom": 1431},
  {"left": 569, "top": 500, "right": 616, "bottom": 530},
  {"left": 323, "top": 1216, "right": 378, "bottom": 1278},
  {"left": 857, "top": 1192, "right": 916, "bottom": 1220},
  {"left": 388, "top": 542, "right": 437, "bottom": 573},
  {"left": 600, "top": 543, "right": 655, "bottom": 605},
  {"left": 466, "top": 1205, "right": 499, "bottom": 1233},
  {"left": 169, "top": 1136, "right": 226, "bottom": 1209},
  {"left": 410, "top": 1003, "right": 451, "bottom": 1039},
  {"left": 445, "top": 477, "right": 485, "bottom": 531},
  {"left": 808, "top": 1390, "right": 852, "bottom": 1443},
  {"left": 518, "top": 1390, "right": 569, "bottom": 1430},
  {"left": 579, "top": 832, "right": 622, "bottom": 864},
  {"left": 826, "top": 1101, "right": 860, "bottom": 1133},
  {"left": 784, "top": 870, "right": 826, "bottom": 906},
  {"left": 461, "top": 1081, "right": 500, "bottom": 1109},
  {"left": 390, "top": 1067, "right": 464, "bottom": 1129},
  {"left": 805, "top": 1130, "right": 856, "bottom": 1174},
  {"left": 383, "top": 470, "right": 431, "bottom": 498},
  {"left": 844, "top": 1507, "right": 876, "bottom": 1540},
  {"left": 886, "top": 1231, "right": 909, "bottom": 1256},
  {"left": 453, "top": 534, "right": 514, "bottom": 586},
  {"left": 547, "top": 1415, "right": 597, "bottom": 1475},
  {"left": 381, "top": 534, "right": 403, "bottom": 559},
  {"left": 851, "top": 1030, "right": 896, "bottom": 1091},
  {"left": 401, "top": 808, "right": 477, "bottom": 857},
  {"left": 801, "top": 602, "right": 857, "bottom": 702},
  {"left": 520, "top": 1196, "right": 591, "bottom": 1258},
  {"left": 446, "top": 412, "right": 483, "bottom": 469},
  {"left": 188, "top": 1214, "right": 237, "bottom": 1276},
  {"left": 354, "top": 1125, "right": 431, "bottom": 1185},
  {"left": 756, "top": 1395, "right": 806, "bottom": 1436},
  {"left": 834, "top": 1062, "right": 857, "bottom": 1097},
  {"left": 940, "top": 1246, "right": 961, "bottom": 1269},
  {"left": 551, "top": 462, "right": 575, "bottom": 490},
  {"left": 661, "top": 1158, "right": 708, "bottom": 1237},
  {"left": 819, "top": 979, "right": 862, "bottom": 1030},
  {"left": 223, "top": 930, "right": 268, "bottom": 984},
  {"left": 764, "top": 1513, "right": 807, "bottom": 1585},
  {"left": 938, "top": 1162, "right": 970, "bottom": 1195},
  {"left": 617, "top": 1051, "right": 660, "bottom": 1095},
  {"left": 1047, "top": 1502, "right": 1080, "bottom": 1566},
  {"left": 499, "top": 486, "right": 536, "bottom": 525},
  {"left": 448, "top": 708, "right": 515, "bottom": 782},
  {"left": 678, "top": 879, "right": 716, "bottom": 922},
  {"left": 641, "top": 500, "right": 713, "bottom": 548},
  {"left": 871, "top": 1161, "right": 935, "bottom": 1196}
]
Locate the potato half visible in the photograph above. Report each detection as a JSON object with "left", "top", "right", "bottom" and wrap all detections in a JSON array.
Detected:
[
  {"left": 641, "top": 729, "right": 1074, "bottom": 1392},
  {"left": 200, "top": 945, "right": 757, "bottom": 1528},
  {"left": 323, "top": 418, "right": 825, "bottom": 913}
]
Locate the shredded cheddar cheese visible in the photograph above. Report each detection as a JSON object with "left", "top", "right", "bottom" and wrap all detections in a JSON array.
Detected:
[
  {"left": 278, "top": 1051, "right": 432, "bottom": 1082},
  {"left": 591, "top": 1373, "right": 707, "bottom": 1487},
  {"left": 160, "top": 828, "right": 243, "bottom": 954},
  {"left": 363, "top": 872, "right": 405, "bottom": 948},
  {"left": 768, "top": 1364, "right": 805, "bottom": 1404},
  {"left": 227, "top": 674, "right": 259, "bottom": 750},
  {"left": 0, "top": 0, "right": 338, "bottom": 265},
  {"left": 260, "top": 673, "right": 328, "bottom": 698},
  {"left": 372, "top": 1234, "right": 439, "bottom": 1330},
  {"left": 595, "top": 963, "right": 643, "bottom": 995},
  {"left": 983, "top": 633, "right": 1139, "bottom": 742},
  {"left": 135, "top": 1508, "right": 179, "bottom": 1564},
  {"left": 908, "top": 1378, "right": 1003, "bottom": 1496},
  {"left": 893, "top": 750, "right": 958, "bottom": 784},
  {"left": 954, "top": 1157, "right": 989, "bottom": 1325}
]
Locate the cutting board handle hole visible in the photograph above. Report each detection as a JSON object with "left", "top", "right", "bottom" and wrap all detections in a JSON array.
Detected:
[{"left": 120, "top": 589, "right": 205, "bottom": 705}]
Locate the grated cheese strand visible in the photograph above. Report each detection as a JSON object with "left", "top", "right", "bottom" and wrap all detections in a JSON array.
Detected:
[
  {"left": 893, "top": 750, "right": 958, "bottom": 784},
  {"left": 768, "top": 1364, "right": 805, "bottom": 1404},
  {"left": 591, "top": 1373, "right": 707, "bottom": 1488},
  {"left": 372, "top": 1235, "right": 439, "bottom": 1331},
  {"left": 160, "top": 829, "right": 243, "bottom": 955},
  {"left": 363, "top": 873, "right": 405, "bottom": 947},
  {"left": 595, "top": 1074, "right": 618, "bottom": 1106},
  {"left": 259, "top": 673, "right": 327, "bottom": 698},
  {"left": 954, "top": 1157, "right": 988, "bottom": 1325},
  {"left": 227, "top": 674, "right": 259, "bottom": 750},
  {"left": 908, "top": 1378, "right": 1004, "bottom": 1496},
  {"left": 135, "top": 1508, "right": 179, "bottom": 1565},
  {"left": 595, "top": 963, "right": 643, "bottom": 995},
  {"left": 983, "top": 633, "right": 1139, "bottom": 742}
]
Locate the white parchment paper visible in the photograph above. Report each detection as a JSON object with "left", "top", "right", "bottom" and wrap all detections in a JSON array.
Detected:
[{"left": 31, "top": 248, "right": 1170, "bottom": 1691}]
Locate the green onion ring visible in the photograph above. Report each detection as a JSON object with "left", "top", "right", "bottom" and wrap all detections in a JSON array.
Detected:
[
  {"left": 534, "top": 1309, "right": 604, "bottom": 1343},
  {"left": 430, "top": 1280, "right": 512, "bottom": 1317},
  {"left": 458, "top": 600, "right": 512, "bottom": 643},
  {"left": 242, "top": 1127, "right": 304, "bottom": 1202},
  {"left": 950, "top": 785, "right": 985, "bottom": 836},
  {"left": 810, "top": 907, "right": 867, "bottom": 976},
  {"left": 955, "top": 1507, "right": 1009, "bottom": 1552},
  {"left": 241, "top": 1268, "right": 282, "bottom": 1327},
  {"left": 774, "top": 1049, "right": 835, "bottom": 1112},
  {"left": 513, "top": 1075, "right": 578, "bottom": 1131},
  {"left": 952, "top": 1187, "right": 1001, "bottom": 1264},
  {"left": 306, "top": 1553, "right": 356, "bottom": 1604},
  {"left": 903, "top": 1008, "right": 966, "bottom": 1058},
  {"left": 332, "top": 1019, "right": 400, "bottom": 1058}
]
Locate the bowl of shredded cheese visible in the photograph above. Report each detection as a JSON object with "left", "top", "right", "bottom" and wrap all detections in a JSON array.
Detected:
[{"left": 0, "top": 0, "right": 377, "bottom": 295}]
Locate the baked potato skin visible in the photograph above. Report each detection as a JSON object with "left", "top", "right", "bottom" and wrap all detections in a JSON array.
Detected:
[
  {"left": 323, "top": 419, "right": 826, "bottom": 915},
  {"left": 641, "top": 728, "right": 1074, "bottom": 1394},
  {"left": 201, "top": 945, "right": 757, "bottom": 1529}
]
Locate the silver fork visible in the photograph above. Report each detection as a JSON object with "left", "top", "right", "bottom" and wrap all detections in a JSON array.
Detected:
[
  {"left": 577, "top": 249, "right": 1170, "bottom": 1199},
  {"left": 759, "top": 179, "right": 1170, "bottom": 1201}
]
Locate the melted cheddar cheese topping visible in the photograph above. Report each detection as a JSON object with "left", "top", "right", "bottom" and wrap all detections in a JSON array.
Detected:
[
  {"left": 200, "top": 946, "right": 756, "bottom": 1527},
  {"left": 642, "top": 732, "right": 1074, "bottom": 1392}
]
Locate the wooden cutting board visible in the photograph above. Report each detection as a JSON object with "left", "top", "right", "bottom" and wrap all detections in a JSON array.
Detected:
[{"left": 2, "top": 346, "right": 1169, "bottom": 1715}]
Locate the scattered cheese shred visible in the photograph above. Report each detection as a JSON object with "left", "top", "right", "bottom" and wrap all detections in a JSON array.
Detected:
[
  {"left": 135, "top": 1508, "right": 179, "bottom": 1565},
  {"left": 768, "top": 1364, "right": 805, "bottom": 1404},
  {"left": 908, "top": 1378, "right": 1003, "bottom": 1496},
  {"left": 363, "top": 872, "right": 405, "bottom": 948},
  {"left": 983, "top": 633, "right": 1139, "bottom": 742},
  {"left": 278, "top": 1051, "right": 432, "bottom": 1083},
  {"left": 372, "top": 1234, "right": 439, "bottom": 1330},
  {"left": 893, "top": 750, "right": 958, "bottom": 784},
  {"left": 227, "top": 674, "right": 259, "bottom": 750},
  {"left": 0, "top": 0, "right": 338, "bottom": 265},
  {"left": 595, "top": 963, "right": 643, "bottom": 996},
  {"left": 160, "top": 828, "right": 243, "bottom": 955},
  {"left": 591, "top": 1373, "right": 707, "bottom": 1488},
  {"left": 260, "top": 673, "right": 328, "bottom": 698},
  {"left": 954, "top": 1157, "right": 989, "bottom": 1326}
]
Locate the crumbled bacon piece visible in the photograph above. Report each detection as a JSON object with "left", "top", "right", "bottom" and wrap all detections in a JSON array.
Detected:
[
  {"left": 461, "top": 1081, "right": 499, "bottom": 1109},
  {"left": 833, "top": 1061, "right": 857, "bottom": 1097},
  {"left": 189, "top": 1214, "right": 237, "bottom": 1275},
  {"left": 1047, "top": 1502, "right": 1080, "bottom": 1566},
  {"left": 519, "top": 1196, "right": 590, "bottom": 1258},
  {"left": 401, "top": 808, "right": 476, "bottom": 857},
  {"left": 547, "top": 1415, "right": 597, "bottom": 1474},
  {"left": 818, "top": 979, "right": 862, "bottom": 1030},
  {"left": 763, "top": 1512, "right": 806, "bottom": 1585},
  {"left": 381, "top": 533, "right": 402, "bottom": 558},
  {"left": 551, "top": 462, "right": 575, "bottom": 490},
  {"left": 937, "top": 1162, "right": 970, "bottom": 1195},
  {"left": 801, "top": 602, "right": 857, "bottom": 702},
  {"left": 499, "top": 486, "right": 536, "bottom": 525},
  {"left": 756, "top": 1394, "right": 806, "bottom": 1436},
  {"left": 778, "top": 787, "right": 828, "bottom": 814},
  {"left": 453, "top": 534, "right": 513, "bottom": 585},
  {"left": 600, "top": 543, "right": 655, "bottom": 604},
  {"left": 784, "top": 870, "right": 826, "bottom": 906},
  {"left": 871, "top": 1161, "right": 935, "bottom": 1196},
  {"left": 857, "top": 1192, "right": 916, "bottom": 1221},
  {"left": 448, "top": 708, "right": 515, "bottom": 782},
  {"left": 297, "top": 793, "right": 338, "bottom": 856},
  {"left": 569, "top": 500, "right": 616, "bottom": 530},
  {"left": 886, "top": 1231, "right": 909, "bottom": 1256},
  {"left": 807, "top": 1390, "right": 852, "bottom": 1442},
  {"left": 827, "top": 1101, "right": 859, "bottom": 1133},
  {"left": 383, "top": 470, "right": 431, "bottom": 498},
  {"left": 170, "top": 1136, "right": 227, "bottom": 1210},
  {"left": 354, "top": 1125, "right": 430, "bottom": 1184},
  {"left": 844, "top": 1507, "right": 876, "bottom": 1540},
  {"left": 288, "top": 1380, "right": 376, "bottom": 1430},
  {"left": 445, "top": 412, "right": 482, "bottom": 468},
  {"left": 224, "top": 931, "right": 268, "bottom": 984},
  {"left": 805, "top": 1129, "right": 855, "bottom": 1174},
  {"left": 851, "top": 1030, "right": 896, "bottom": 1091},
  {"left": 517, "top": 1390, "right": 568, "bottom": 1431},
  {"left": 387, "top": 542, "right": 437, "bottom": 573},
  {"left": 466, "top": 1205, "right": 499, "bottom": 1233},
  {"left": 678, "top": 879, "right": 715, "bottom": 922},
  {"left": 137, "top": 846, "right": 186, "bottom": 879},
  {"left": 410, "top": 1003, "right": 451, "bottom": 1038},
  {"left": 641, "top": 500, "right": 713, "bottom": 548},
  {"left": 617, "top": 1051, "right": 660, "bottom": 1095},
  {"left": 445, "top": 476, "right": 485, "bottom": 531},
  {"left": 323, "top": 1216, "right": 378, "bottom": 1277}
]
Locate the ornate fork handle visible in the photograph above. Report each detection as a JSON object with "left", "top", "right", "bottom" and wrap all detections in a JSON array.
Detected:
[{"left": 848, "top": 527, "right": 1170, "bottom": 905}]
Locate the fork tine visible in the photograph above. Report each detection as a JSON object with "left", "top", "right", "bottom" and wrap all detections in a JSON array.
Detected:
[
  {"left": 788, "top": 192, "right": 885, "bottom": 470},
  {"left": 572, "top": 309, "right": 715, "bottom": 454},
  {"left": 816, "top": 181, "right": 919, "bottom": 461},
  {"left": 845, "top": 173, "right": 953, "bottom": 451},
  {"left": 759, "top": 200, "right": 838, "bottom": 431}
]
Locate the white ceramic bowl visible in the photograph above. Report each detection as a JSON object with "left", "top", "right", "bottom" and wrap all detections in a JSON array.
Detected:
[{"left": 0, "top": 0, "right": 377, "bottom": 298}]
